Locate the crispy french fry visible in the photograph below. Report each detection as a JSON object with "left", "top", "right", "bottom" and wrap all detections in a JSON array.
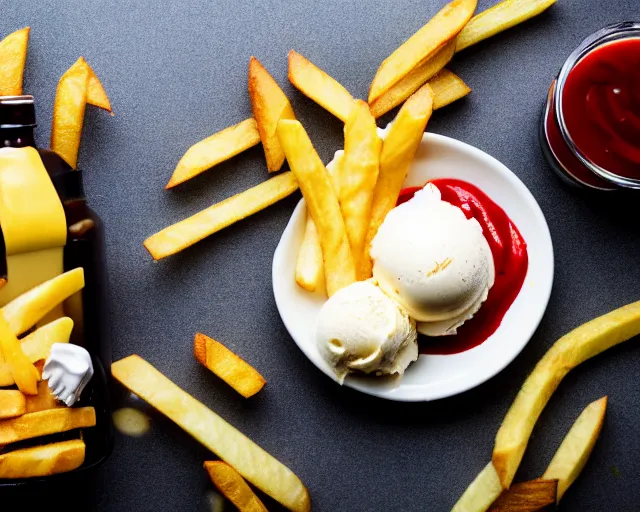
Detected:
[
  {"left": 0, "top": 390, "right": 26, "bottom": 419},
  {"left": 0, "top": 318, "right": 74, "bottom": 386},
  {"left": 24, "top": 380, "right": 62, "bottom": 413},
  {"left": 339, "top": 101, "right": 381, "bottom": 279},
  {"left": 368, "top": 0, "right": 477, "bottom": 103},
  {"left": 277, "top": 119, "right": 356, "bottom": 296},
  {"left": 194, "top": 333, "right": 266, "bottom": 398},
  {"left": 429, "top": 69, "right": 472, "bottom": 110},
  {"left": 369, "top": 39, "right": 454, "bottom": 118},
  {"left": 295, "top": 153, "right": 344, "bottom": 293},
  {"left": 144, "top": 172, "right": 299, "bottom": 260},
  {"left": 0, "top": 313, "right": 39, "bottom": 395},
  {"left": 0, "top": 407, "right": 95, "bottom": 445},
  {"left": 248, "top": 57, "right": 296, "bottom": 172},
  {"left": 456, "top": 0, "right": 557, "bottom": 52},
  {"left": 2, "top": 268, "right": 84, "bottom": 337},
  {"left": 0, "top": 439, "right": 85, "bottom": 478},
  {"left": 112, "top": 355, "right": 310, "bottom": 512},
  {"left": 205, "top": 461, "right": 268, "bottom": 512},
  {"left": 0, "top": 27, "right": 30, "bottom": 96},
  {"left": 542, "top": 396, "right": 607, "bottom": 502},
  {"left": 288, "top": 50, "right": 356, "bottom": 123},
  {"left": 364, "top": 84, "right": 434, "bottom": 276},
  {"left": 86, "top": 64, "right": 112, "bottom": 112},
  {"left": 166, "top": 118, "right": 261, "bottom": 189},
  {"left": 451, "top": 462, "right": 503, "bottom": 512},
  {"left": 493, "top": 301, "right": 640, "bottom": 489},
  {"left": 488, "top": 479, "right": 557, "bottom": 512}
]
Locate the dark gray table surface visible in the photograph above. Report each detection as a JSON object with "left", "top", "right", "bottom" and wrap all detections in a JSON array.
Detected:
[{"left": 3, "top": 0, "right": 640, "bottom": 510}]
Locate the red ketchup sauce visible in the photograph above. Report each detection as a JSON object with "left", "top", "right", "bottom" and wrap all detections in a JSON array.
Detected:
[
  {"left": 396, "top": 179, "right": 528, "bottom": 355},
  {"left": 561, "top": 37, "right": 640, "bottom": 179}
]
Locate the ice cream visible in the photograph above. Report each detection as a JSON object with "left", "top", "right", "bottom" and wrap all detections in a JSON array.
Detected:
[
  {"left": 316, "top": 279, "right": 417, "bottom": 383},
  {"left": 370, "top": 183, "right": 495, "bottom": 336},
  {"left": 43, "top": 343, "right": 94, "bottom": 406}
]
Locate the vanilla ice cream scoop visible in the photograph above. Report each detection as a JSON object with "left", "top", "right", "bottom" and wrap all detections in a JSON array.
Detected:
[
  {"left": 43, "top": 343, "right": 94, "bottom": 406},
  {"left": 370, "top": 183, "right": 495, "bottom": 336},
  {"left": 316, "top": 280, "right": 418, "bottom": 383}
]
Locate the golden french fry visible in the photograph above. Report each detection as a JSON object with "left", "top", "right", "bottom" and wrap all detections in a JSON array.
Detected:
[
  {"left": 369, "top": 39, "right": 454, "bottom": 118},
  {"left": 339, "top": 101, "right": 381, "bottom": 279},
  {"left": 0, "top": 27, "right": 30, "bottom": 96},
  {"left": 0, "top": 313, "right": 38, "bottom": 395},
  {"left": 0, "top": 407, "right": 95, "bottom": 445},
  {"left": 277, "top": 119, "right": 356, "bottom": 296},
  {"left": 364, "top": 84, "right": 434, "bottom": 276},
  {"left": 204, "top": 461, "right": 269, "bottom": 512},
  {"left": 144, "top": 172, "right": 299, "bottom": 260},
  {"left": 51, "top": 57, "right": 90, "bottom": 169},
  {"left": 488, "top": 479, "right": 557, "bottom": 512},
  {"left": 24, "top": 381, "right": 62, "bottom": 413},
  {"left": 368, "top": 0, "right": 477, "bottom": 103},
  {"left": 112, "top": 355, "right": 310, "bottom": 512},
  {"left": 288, "top": 50, "right": 356, "bottom": 123},
  {"left": 86, "top": 63, "right": 112, "bottom": 112},
  {"left": 248, "top": 57, "right": 296, "bottom": 172},
  {"left": 0, "top": 390, "right": 26, "bottom": 419},
  {"left": 456, "top": 0, "right": 557, "bottom": 52},
  {"left": 2, "top": 268, "right": 84, "bottom": 337},
  {"left": 542, "top": 396, "right": 607, "bottom": 502},
  {"left": 493, "top": 301, "right": 640, "bottom": 489},
  {"left": 429, "top": 69, "right": 472, "bottom": 110},
  {"left": 295, "top": 153, "right": 344, "bottom": 293},
  {"left": 0, "top": 318, "right": 73, "bottom": 387},
  {"left": 0, "top": 439, "right": 85, "bottom": 478},
  {"left": 452, "top": 462, "right": 503, "bottom": 512},
  {"left": 194, "top": 333, "right": 266, "bottom": 398},
  {"left": 166, "top": 118, "right": 261, "bottom": 188}
]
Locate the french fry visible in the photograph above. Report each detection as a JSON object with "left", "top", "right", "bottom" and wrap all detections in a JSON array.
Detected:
[
  {"left": 204, "top": 461, "right": 268, "bottom": 512},
  {"left": 429, "top": 69, "right": 472, "bottom": 110},
  {"left": 295, "top": 153, "right": 344, "bottom": 293},
  {"left": 451, "top": 462, "right": 503, "bottom": 512},
  {"left": 112, "top": 407, "right": 151, "bottom": 437},
  {"left": 144, "top": 172, "right": 299, "bottom": 260},
  {"left": 369, "top": 39, "right": 454, "bottom": 118},
  {"left": 0, "top": 27, "right": 30, "bottom": 96},
  {"left": 51, "top": 57, "right": 111, "bottom": 169},
  {"left": 288, "top": 50, "right": 356, "bottom": 123},
  {"left": 112, "top": 355, "right": 310, "bottom": 512},
  {"left": 248, "top": 57, "right": 297, "bottom": 172},
  {"left": 0, "top": 407, "right": 95, "bottom": 445},
  {"left": 456, "top": 0, "right": 557, "bottom": 52},
  {"left": 166, "top": 118, "right": 261, "bottom": 189},
  {"left": 2, "top": 268, "right": 84, "bottom": 337},
  {"left": 194, "top": 333, "right": 266, "bottom": 398},
  {"left": 0, "top": 390, "right": 26, "bottom": 420},
  {"left": 0, "top": 313, "right": 39, "bottom": 395},
  {"left": 487, "top": 479, "right": 557, "bottom": 512},
  {"left": 0, "top": 439, "right": 85, "bottom": 478},
  {"left": 493, "top": 301, "right": 640, "bottom": 489},
  {"left": 542, "top": 396, "right": 607, "bottom": 502},
  {"left": 0, "top": 317, "right": 74, "bottom": 387},
  {"left": 364, "top": 84, "right": 434, "bottom": 276},
  {"left": 368, "top": 0, "right": 477, "bottom": 103},
  {"left": 24, "top": 381, "right": 62, "bottom": 413},
  {"left": 277, "top": 119, "right": 356, "bottom": 296},
  {"left": 339, "top": 101, "right": 381, "bottom": 279}
]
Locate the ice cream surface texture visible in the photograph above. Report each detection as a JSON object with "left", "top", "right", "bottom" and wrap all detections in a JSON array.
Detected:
[
  {"left": 316, "top": 280, "right": 418, "bottom": 383},
  {"left": 370, "top": 183, "right": 495, "bottom": 336}
]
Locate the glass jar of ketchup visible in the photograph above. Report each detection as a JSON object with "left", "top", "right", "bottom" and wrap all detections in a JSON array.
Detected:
[{"left": 540, "top": 22, "right": 640, "bottom": 190}]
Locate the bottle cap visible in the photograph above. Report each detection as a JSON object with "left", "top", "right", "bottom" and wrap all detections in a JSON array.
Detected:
[{"left": 0, "top": 95, "right": 36, "bottom": 128}]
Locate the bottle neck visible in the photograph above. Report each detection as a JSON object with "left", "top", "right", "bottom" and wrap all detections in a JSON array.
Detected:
[{"left": 1, "top": 127, "right": 36, "bottom": 148}]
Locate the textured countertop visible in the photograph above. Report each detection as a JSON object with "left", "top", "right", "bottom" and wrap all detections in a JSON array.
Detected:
[{"left": 3, "top": 0, "right": 640, "bottom": 510}]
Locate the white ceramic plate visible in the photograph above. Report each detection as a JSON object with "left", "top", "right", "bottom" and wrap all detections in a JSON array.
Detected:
[{"left": 273, "top": 133, "right": 554, "bottom": 401}]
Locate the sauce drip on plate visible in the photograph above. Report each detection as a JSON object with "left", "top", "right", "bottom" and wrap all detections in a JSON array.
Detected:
[{"left": 397, "top": 179, "right": 528, "bottom": 355}]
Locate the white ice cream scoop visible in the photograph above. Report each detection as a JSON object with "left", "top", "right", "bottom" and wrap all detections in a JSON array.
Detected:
[
  {"left": 43, "top": 343, "right": 94, "bottom": 406},
  {"left": 316, "top": 279, "right": 418, "bottom": 383},
  {"left": 371, "top": 183, "right": 495, "bottom": 336}
]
